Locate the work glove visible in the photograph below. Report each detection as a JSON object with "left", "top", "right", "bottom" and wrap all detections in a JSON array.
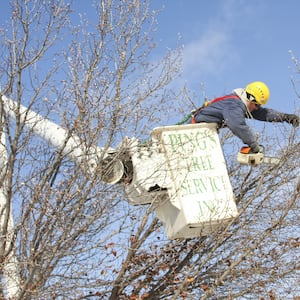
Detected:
[
  {"left": 250, "top": 144, "right": 264, "bottom": 154},
  {"left": 284, "top": 114, "right": 299, "bottom": 127}
]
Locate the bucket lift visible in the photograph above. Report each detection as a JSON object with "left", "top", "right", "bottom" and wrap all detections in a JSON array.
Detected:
[
  {"left": 1, "top": 95, "right": 239, "bottom": 240},
  {"left": 124, "top": 123, "right": 238, "bottom": 238},
  {"left": 1, "top": 95, "right": 240, "bottom": 299}
]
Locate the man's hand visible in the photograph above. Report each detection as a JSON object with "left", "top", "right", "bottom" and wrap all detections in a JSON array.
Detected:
[
  {"left": 250, "top": 145, "right": 264, "bottom": 153},
  {"left": 284, "top": 114, "right": 299, "bottom": 127}
]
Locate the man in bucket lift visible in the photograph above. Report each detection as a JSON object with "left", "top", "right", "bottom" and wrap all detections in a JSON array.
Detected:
[{"left": 192, "top": 81, "right": 299, "bottom": 153}]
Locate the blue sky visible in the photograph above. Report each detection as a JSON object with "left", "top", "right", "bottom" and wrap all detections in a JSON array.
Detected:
[
  {"left": 1, "top": 0, "right": 299, "bottom": 114},
  {"left": 150, "top": 0, "right": 300, "bottom": 112}
]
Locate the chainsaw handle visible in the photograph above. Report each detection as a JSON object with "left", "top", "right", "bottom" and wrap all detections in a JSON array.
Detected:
[
  {"left": 240, "top": 145, "right": 264, "bottom": 154},
  {"left": 240, "top": 146, "right": 251, "bottom": 154}
]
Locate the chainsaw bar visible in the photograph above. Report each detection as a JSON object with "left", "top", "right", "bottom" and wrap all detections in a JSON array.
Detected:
[{"left": 261, "top": 156, "right": 280, "bottom": 165}]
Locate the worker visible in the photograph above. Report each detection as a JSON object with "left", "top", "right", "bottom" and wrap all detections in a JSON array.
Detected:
[{"left": 192, "top": 81, "right": 299, "bottom": 153}]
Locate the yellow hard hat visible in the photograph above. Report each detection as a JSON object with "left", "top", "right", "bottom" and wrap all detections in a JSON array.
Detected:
[{"left": 245, "top": 81, "right": 270, "bottom": 105}]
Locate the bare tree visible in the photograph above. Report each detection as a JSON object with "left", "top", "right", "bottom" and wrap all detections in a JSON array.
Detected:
[
  {"left": 0, "top": 1, "right": 299, "bottom": 300},
  {"left": 0, "top": 0, "right": 181, "bottom": 299}
]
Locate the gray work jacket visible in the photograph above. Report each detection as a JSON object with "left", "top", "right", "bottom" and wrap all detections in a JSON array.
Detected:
[{"left": 194, "top": 93, "right": 286, "bottom": 149}]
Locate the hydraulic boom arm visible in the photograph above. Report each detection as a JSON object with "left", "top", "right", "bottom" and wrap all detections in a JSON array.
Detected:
[{"left": 1, "top": 95, "right": 125, "bottom": 184}]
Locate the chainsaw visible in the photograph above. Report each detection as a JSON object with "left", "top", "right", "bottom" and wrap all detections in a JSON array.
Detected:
[{"left": 237, "top": 146, "right": 280, "bottom": 166}]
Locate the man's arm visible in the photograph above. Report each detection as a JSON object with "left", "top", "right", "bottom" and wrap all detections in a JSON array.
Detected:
[
  {"left": 223, "top": 102, "right": 258, "bottom": 149},
  {"left": 252, "top": 107, "right": 299, "bottom": 127}
]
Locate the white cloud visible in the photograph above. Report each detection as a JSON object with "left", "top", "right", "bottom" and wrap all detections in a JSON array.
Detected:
[
  {"left": 180, "top": 0, "right": 257, "bottom": 81},
  {"left": 182, "top": 28, "right": 239, "bottom": 81}
]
